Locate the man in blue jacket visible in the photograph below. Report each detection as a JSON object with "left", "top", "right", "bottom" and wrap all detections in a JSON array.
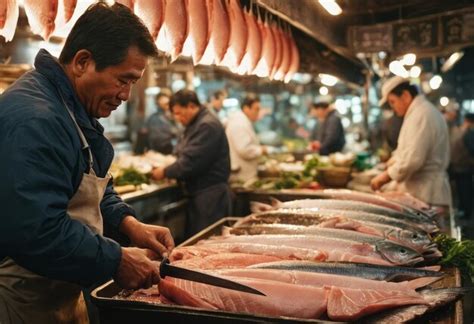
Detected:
[
  {"left": 309, "top": 101, "right": 346, "bottom": 155},
  {"left": 0, "top": 3, "right": 174, "bottom": 323},
  {"left": 152, "top": 90, "right": 231, "bottom": 237}
]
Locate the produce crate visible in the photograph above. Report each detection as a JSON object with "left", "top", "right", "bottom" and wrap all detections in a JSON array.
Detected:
[{"left": 91, "top": 217, "right": 463, "bottom": 324}]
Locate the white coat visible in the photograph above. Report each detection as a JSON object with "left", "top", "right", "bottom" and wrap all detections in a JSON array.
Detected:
[
  {"left": 226, "top": 110, "right": 263, "bottom": 182},
  {"left": 387, "top": 95, "right": 451, "bottom": 206}
]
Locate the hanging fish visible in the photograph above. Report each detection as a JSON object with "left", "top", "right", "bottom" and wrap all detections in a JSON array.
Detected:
[
  {"left": 253, "top": 17, "right": 275, "bottom": 78},
  {"left": 24, "top": 0, "right": 58, "bottom": 40},
  {"left": 134, "top": 0, "right": 164, "bottom": 40},
  {"left": 220, "top": 0, "right": 247, "bottom": 70},
  {"left": 0, "top": 0, "right": 18, "bottom": 42},
  {"left": 269, "top": 22, "right": 282, "bottom": 80},
  {"left": 156, "top": 0, "right": 188, "bottom": 62},
  {"left": 236, "top": 8, "right": 261, "bottom": 75},
  {"left": 182, "top": 0, "right": 208, "bottom": 64},
  {"left": 284, "top": 32, "right": 299, "bottom": 83},
  {"left": 199, "top": 0, "right": 230, "bottom": 65},
  {"left": 274, "top": 27, "right": 291, "bottom": 81}
]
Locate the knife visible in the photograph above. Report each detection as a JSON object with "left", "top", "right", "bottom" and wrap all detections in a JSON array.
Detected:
[{"left": 159, "top": 257, "right": 266, "bottom": 296}]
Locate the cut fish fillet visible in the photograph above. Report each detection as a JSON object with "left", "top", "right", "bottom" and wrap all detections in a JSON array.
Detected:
[
  {"left": 0, "top": 0, "right": 18, "bottom": 42},
  {"left": 134, "top": 0, "right": 164, "bottom": 40},
  {"left": 24, "top": 0, "right": 58, "bottom": 40}
]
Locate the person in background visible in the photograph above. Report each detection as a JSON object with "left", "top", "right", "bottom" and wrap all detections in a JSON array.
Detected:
[
  {"left": 448, "top": 112, "right": 474, "bottom": 218},
  {"left": 443, "top": 101, "right": 460, "bottom": 139},
  {"left": 151, "top": 90, "right": 231, "bottom": 236},
  {"left": 371, "top": 76, "right": 451, "bottom": 209},
  {"left": 309, "top": 101, "right": 345, "bottom": 155},
  {"left": 145, "top": 90, "right": 180, "bottom": 154},
  {"left": 382, "top": 113, "right": 404, "bottom": 151},
  {"left": 226, "top": 96, "right": 268, "bottom": 182},
  {"left": 0, "top": 3, "right": 174, "bottom": 323},
  {"left": 208, "top": 89, "right": 227, "bottom": 125}
]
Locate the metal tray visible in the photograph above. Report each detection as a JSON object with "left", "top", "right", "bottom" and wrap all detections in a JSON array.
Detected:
[{"left": 91, "top": 217, "right": 463, "bottom": 323}]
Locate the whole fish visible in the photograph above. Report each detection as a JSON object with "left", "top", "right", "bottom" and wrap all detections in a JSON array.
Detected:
[
  {"left": 274, "top": 28, "right": 291, "bottom": 81},
  {"left": 134, "top": 0, "right": 164, "bottom": 40},
  {"left": 0, "top": 0, "right": 18, "bottom": 42},
  {"left": 269, "top": 22, "right": 282, "bottom": 80},
  {"left": 24, "top": 0, "right": 58, "bottom": 40},
  {"left": 253, "top": 17, "right": 275, "bottom": 78},
  {"left": 308, "top": 189, "right": 431, "bottom": 218},
  {"left": 227, "top": 225, "right": 439, "bottom": 258},
  {"left": 236, "top": 9, "right": 261, "bottom": 75},
  {"left": 249, "top": 261, "right": 443, "bottom": 282},
  {"left": 199, "top": 0, "right": 230, "bottom": 65},
  {"left": 227, "top": 222, "right": 436, "bottom": 256},
  {"left": 238, "top": 209, "right": 436, "bottom": 236},
  {"left": 182, "top": 0, "right": 208, "bottom": 64},
  {"left": 220, "top": 0, "right": 247, "bottom": 69},
  {"left": 283, "top": 33, "right": 299, "bottom": 83},
  {"left": 363, "top": 287, "right": 472, "bottom": 323},
  {"left": 202, "top": 234, "right": 424, "bottom": 266},
  {"left": 275, "top": 199, "right": 435, "bottom": 227},
  {"left": 156, "top": 0, "right": 188, "bottom": 61}
]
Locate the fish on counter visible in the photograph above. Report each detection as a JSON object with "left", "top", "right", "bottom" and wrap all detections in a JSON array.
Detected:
[
  {"left": 159, "top": 267, "right": 440, "bottom": 321},
  {"left": 24, "top": 0, "right": 58, "bottom": 40},
  {"left": 272, "top": 198, "right": 436, "bottom": 228},
  {"left": 226, "top": 222, "right": 439, "bottom": 257},
  {"left": 200, "top": 234, "right": 425, "bottom": 266},
  {"left": 0, "top": 0, "right": 18, "bottom": 42},
  {"left": 250, "top": 261, "right": 443, "bottom": 282},
  {"left": 170, "top": 242, "right": 327, "bottom": 262}
]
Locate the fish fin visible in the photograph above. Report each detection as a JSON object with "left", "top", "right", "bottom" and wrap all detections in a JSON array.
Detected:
[{"left": 417, "top": 265, "right": 441, "bottom": 272}]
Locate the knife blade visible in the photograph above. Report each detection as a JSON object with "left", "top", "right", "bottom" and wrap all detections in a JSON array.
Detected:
[{"left": 159, "top": 257, "right": 266, "bottom": 296}]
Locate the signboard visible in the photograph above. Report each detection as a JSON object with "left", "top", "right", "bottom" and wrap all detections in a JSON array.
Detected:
[
  {"left": 349, "top": 25, "right": 393, "bottom": 53},
  {"left": 393, "top": 18, "right": 438, "bottom": 52}
]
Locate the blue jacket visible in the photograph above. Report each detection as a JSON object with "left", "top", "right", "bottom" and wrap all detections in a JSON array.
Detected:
[
  {"left": 0, "top": 50, "right": 135, "bottom": 286},
  {"left": 146, "top": 109, "right": 180, "bottom": 154},
  {"left": 311, "top": 110, "right": 346, "bottom": 155}
]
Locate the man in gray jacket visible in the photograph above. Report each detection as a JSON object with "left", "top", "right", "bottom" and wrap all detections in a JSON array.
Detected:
[{"left": 309, "top": 101, "right": 346, "bottom": 155}]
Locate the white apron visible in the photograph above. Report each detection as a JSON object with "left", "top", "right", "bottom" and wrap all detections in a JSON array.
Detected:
[{"left": 0, "top": 95, "right": 110, "bottom": 324}]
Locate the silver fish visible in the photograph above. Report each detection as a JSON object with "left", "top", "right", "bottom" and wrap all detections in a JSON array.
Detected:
[{"left": 249, "top": 261, "right": 444, "bottom": 282}]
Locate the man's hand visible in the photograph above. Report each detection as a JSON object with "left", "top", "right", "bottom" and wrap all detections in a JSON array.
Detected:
[
  {"left": 307, "top": 141, "right": 321, "bottom": 151},
  {"left": 151, "top": 167, "right": 165, "bottom": 181},
  {"left": 113, "top": 247, "right": 161, "bottom": 289},
  {"left": 370, "top": 171, "right": 392, "bottom": 191},
  {"left": 120, "top": 216, "right": 175, "bottom": 256}
]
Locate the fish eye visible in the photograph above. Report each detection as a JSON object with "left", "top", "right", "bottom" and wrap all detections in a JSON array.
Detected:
[{"left": 399, "top": 248, "right": 407, "bottom": 254}]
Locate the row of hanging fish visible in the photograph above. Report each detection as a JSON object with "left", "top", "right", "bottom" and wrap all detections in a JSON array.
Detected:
[
  {"left": 119, "top": 0, "right": 300, "bottom": 81},
  {"left": 120, "top": 189, "right": 470, "bottom": 322},
  {"left": 0, "top": 0, "right": 77, "bottom": 42},
  {"left": 0, "top": 0, "right": 299, "bottom": 82}
]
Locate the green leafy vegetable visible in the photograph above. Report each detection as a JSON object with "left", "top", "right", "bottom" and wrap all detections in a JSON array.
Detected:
[
  {"left": 434, "top": 234, "right": 474, "bottom": 280},
  {"left": 114, "top": 167, "right": 149, "bottom": 186}
]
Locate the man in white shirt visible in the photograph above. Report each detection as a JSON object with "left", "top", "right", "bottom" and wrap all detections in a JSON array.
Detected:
[
  {"left": 371, "top": 76, "right": 451, "bottom": 208},
  {"left": 226, "top": 96, "right": 267, "bottom": 182}
]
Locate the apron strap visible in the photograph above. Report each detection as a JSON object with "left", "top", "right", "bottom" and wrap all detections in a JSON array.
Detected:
[{"left": 57, "top": 92, "right": 94, "bottom": 171}]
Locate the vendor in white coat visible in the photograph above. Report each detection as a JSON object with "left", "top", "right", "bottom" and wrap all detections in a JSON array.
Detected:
[
  {"left": 371, "top": 76, "right": 451, "bottom": 208},
  {"left": 226, "top": 96, "right": 267, "bottom": 182}
]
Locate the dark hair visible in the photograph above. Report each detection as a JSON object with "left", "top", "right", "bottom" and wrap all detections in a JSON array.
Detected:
[
  {"left": 156, "top": 92, "right": 170, "bottom": 101},
  {"left": 311, "top": 101, "right": 330, "bottom": 110},
  {"left": 390, "top": 81, "right": 419, "bottom": 98},
  {"left": 59, "top": 3, "right": 158, "bottom": 71},
  {"left": 213, "top": 90, "right": 225, "bottom": 100},
  {"left": 170, "top": 89, "right": 201, "bottom": 108},
  {"left": 241, "top": 96, "right": 260, "bottom": 110}
]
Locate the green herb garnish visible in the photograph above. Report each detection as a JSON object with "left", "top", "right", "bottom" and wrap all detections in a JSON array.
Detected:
[
  {"left": 114, "top": 167, "right": 149, "bottom": 186},
  {"left": 434, "top": 233, "right": 474, "bottom": 280}
]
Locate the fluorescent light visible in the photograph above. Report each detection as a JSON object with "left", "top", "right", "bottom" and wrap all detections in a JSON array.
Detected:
[
  {"left": 319, "top": 86, "right": 329, "bottom": 95},
  {"left": 441, "top": 51, "right": 464, "bottom": 73},
  {"left": 400, "top": 53, "right": 416, "bottom": 66},
  {"left": 409, "top": 66, "right": 421, "bottom": 78},
  {"left": 429, "top": 75, "right": 443, "bottom": 90},
  {"left": 319, "top": 73, "right": 338, "bottom": 86},
  {"left": 318, "top": 0, "right": 342, "bottom": 16},
  {"left": 440, "top": 97, "right": 449, "bottom": 107},
  {"left": 389, "top": 60, "right": 409, "bottom": 78}
]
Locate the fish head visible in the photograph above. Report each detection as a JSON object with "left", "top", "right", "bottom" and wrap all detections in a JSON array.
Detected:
[
  {"left": 398, "top": 230, "right": 433, "bottom": 248},
  {"left": 376, "top": 241, "right": 424, "bottom": 266}
]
